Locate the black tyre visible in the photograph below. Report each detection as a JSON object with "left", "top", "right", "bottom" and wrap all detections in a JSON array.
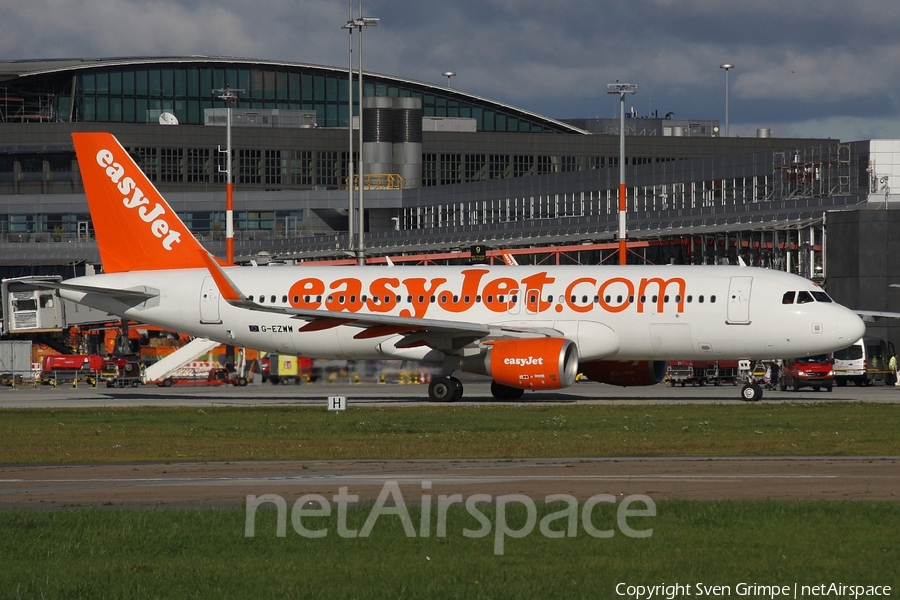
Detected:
[
  {"left": 490, "top": 381, "right": 525, "bottom": 401},
  {"left": 740, "top": 383, "right": 763, "bottom": 402},
  {"left": 428, "top": 377, "right": 455, "bottom": 402}
]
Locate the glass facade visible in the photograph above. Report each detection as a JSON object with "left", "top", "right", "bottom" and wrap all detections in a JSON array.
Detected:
[{"left": 62, "top": 62, "right": 563, "bottom": 132}]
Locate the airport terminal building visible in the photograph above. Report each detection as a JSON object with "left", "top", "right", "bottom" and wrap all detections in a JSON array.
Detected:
[{"left": 1, "top": 56, "right": 899, "bottom": 343}]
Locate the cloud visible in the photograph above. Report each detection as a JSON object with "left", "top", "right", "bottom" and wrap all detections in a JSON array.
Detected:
[{"left": 1, "top": 0, "right": 899, "bottom": 141}]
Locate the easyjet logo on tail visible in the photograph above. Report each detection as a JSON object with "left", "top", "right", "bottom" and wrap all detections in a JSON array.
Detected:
[{"left": 95, "top": 149, "right": 183, "bottom": 251}]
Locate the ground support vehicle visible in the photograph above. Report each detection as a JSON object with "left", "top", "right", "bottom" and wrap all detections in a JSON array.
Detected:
[
  {"left": 261, "top": 355, "right": 313, "bottom": 385},
  {"left": 833, "top": 337, "right": 895, "bottom": 387},
  {"left": 780, "top": 355, "right": 833, "bottom": 392},
  {"left": 666, "top": 361, "right": 739, "bottom": 387},
  {"left": 39, "top": 354, "right": 124, "bottom": 387},
  {"left": 156, "top": 367, "right": 249, "bottom": 387},
  {"left": 105, "top": 361, "right": 144, "bottom": 388},
  {"left": 666, "top": 361, "right": 706, "bottom": 386}
]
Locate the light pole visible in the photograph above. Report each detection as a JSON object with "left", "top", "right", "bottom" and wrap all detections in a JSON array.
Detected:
[
  {"left": 213, "top": 84, "right": 243, "bottom": 264},
  {"left": 348, "top": 4, "right": 378, "bottom": 265},
  {"left": 341, "top": 7, "right": 355, "bottom": 254},
  {"left": 442, "top": 71, "right": 456, "bottom": 88},
  {"left": 719, "top": 63, "right": 733, "bottom": 137},
  {"left": 607, "top": 82, "right": 637, "bottom": 266}
]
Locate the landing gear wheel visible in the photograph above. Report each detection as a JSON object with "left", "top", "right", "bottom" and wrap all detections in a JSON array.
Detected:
[
  {"left": 449, "top": 377, "right": 463, "bottom": 402},
  {"left": 491, "top": 381, "right": 525, "bottom": 401},
  {"left": 428, "top": 377, "right": 462, "bottom": 402},
  {"left": 740, "top": 383, "right": 763, "bottom": 402}
]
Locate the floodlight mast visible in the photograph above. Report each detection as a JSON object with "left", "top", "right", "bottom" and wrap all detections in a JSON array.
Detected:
[
  {"left": 342, "top": 9, "right": 355, "bottom": 254},
  {"left": 344, "top": 4, "right": 378, "bottom": 266},
  {"left": 213, "top": 84, "right": 243, "bottom": 264},
  {"left": 719, "top": 64, "right": 733, "bottom": 137},
  {"left": 607, "top": 82, "right": 637, "bottom": 265}
]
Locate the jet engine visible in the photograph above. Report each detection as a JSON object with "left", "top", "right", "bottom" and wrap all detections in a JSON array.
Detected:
[
  {"left": 464, "top": 338, "right": 579, "bottom": 390},
  {"left": 580, "top": 360, "right": 667, "bottom": 386}
]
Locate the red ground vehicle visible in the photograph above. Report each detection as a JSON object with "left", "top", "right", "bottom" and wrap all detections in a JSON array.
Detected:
[
  {"left": 779, "top": 355, "right": 834, "bottom": 392},
  {"left": 41, "top": 354, "right": 126, "bottom": 385}
]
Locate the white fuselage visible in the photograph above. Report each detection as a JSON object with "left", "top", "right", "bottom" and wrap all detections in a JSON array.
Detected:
[{"left": 60, "top": 264, "right": 864, "bottom": 364}]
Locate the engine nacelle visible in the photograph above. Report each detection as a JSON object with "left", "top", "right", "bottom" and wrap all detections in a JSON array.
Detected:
[
  {"left": 466, "top": 338, "right": 579, "bottom": 390},
  {"left": 580, "top": 360, "right": 667, "bottom": 386}
]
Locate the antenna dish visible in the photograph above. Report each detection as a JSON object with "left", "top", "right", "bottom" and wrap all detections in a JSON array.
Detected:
[{"left": 159, "top": 112, "right": 179, "bottom": 125}]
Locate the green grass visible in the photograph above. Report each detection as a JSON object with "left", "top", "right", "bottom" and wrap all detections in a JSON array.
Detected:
[
  {"left": 0, "top": 403, "right": 897, "bottom": 464},
  {"left": 1, "top": 501, "right": 897, "bottom": 599}
]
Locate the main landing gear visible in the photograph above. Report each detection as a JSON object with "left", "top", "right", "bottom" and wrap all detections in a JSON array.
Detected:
[
  {"left": 426, "top": 377, "right": 527, "bottom": 402},
  {"left": 428, "top": 376, "right": 463, "bottom": 402}
]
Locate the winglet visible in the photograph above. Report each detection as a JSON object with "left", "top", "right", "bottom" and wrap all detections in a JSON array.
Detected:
[
  {"left": 199, "top": 251, "right": 244, "bottom": 302},
  {"left": 72, "top": 132, "right": 209, "bottom": 273}
]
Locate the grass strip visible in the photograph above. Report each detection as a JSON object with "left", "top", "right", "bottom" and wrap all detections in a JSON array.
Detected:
[
  {"left": 0, "top": 403, "right": 897, "bottom": 463},
  {"left": 1, "top": 500, "right": 897, "bottom": 599}
]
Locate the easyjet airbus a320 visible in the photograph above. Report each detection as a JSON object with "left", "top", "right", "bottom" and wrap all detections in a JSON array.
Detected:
[{"left": 54, "top": 132, "right": 864, "bottom": 401}]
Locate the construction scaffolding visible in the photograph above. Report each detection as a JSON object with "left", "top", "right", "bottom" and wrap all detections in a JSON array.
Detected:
[{"left": 773, "top": 144, "right": 851, "bottom": 200}]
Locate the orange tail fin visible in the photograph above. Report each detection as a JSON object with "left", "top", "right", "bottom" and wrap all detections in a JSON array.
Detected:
[{"left": 72, "top": 132, "right": 209, "bottom": 273}]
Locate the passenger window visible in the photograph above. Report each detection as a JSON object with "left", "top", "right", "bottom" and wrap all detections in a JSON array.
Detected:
[
  {"left": 282, "top": 295, "right": 288, "bottom": 303},
  {"left": 270, "top": 295, "right": 276, "bottom": 303},
  {"left": 710, "top": 295, "right": 716, "bottom": 303},
  {"left": 782, "top": 291, "right": 795, "bottom": 304}
]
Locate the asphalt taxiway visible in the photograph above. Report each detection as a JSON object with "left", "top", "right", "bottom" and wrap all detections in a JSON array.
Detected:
[{"left": 2, "top": 379, "right": 898, "bottom": 508}]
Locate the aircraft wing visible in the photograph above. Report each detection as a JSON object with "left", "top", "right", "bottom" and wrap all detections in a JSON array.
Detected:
[
  {"left": 856, "top": 310, "right": 900, "bottom": 322},
  {"left": 200, "top": 253, "right": 561, "bottom": 354}
]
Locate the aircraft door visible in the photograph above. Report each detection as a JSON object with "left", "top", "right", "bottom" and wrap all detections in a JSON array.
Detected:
[
  {"left": 199, "top": 276, "right": 222, "bottom": 324},
  {"left": 726, "top": 276, "right": 753, "bottom": 324}
]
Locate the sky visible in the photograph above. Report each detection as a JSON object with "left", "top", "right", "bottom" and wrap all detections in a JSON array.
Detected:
[{"left": 3, "top": 0, "right": 900, "bottom": 141}]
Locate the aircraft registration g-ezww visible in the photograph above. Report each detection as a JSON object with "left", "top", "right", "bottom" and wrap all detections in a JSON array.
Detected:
[{"left": 56, "top": 132, "right": 865, "bottom": 401}]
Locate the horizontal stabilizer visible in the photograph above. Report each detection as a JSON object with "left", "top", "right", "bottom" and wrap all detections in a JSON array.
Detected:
[{"left": 27, "top": 279, "right": 158, "bottom": 302}]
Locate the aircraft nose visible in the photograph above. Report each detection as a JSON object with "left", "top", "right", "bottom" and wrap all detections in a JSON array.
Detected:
[{"left": 836, "top": 307, "right": 866, "bottom": 345}]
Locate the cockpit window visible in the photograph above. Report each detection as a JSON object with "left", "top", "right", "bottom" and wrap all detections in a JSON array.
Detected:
[
  {"left": 796, "top": 291, "right": 815, "bottom": 304},
  {"left": 811, "top": 291, "right": 833, "bottom": 303},
  {"left": 782, "top": 291, "right": 796, "bottom": 304}
]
